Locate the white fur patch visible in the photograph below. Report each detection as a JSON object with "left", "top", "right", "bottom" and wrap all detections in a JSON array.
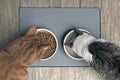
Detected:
[
  {"left": 96, "top": 39, "right": 106, "bottom": 42},
  {"left": 72, "top": 33, "right": 96, "bottom": 62},
  {"left": 83, "top": 47, "right": 93, "bottom": 62}
]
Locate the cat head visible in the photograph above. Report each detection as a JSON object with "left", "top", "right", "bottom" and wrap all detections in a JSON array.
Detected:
[
  {"left": 8, "top": 26, "right": 50, "bottom": 66},
  {"left": 64, "top": 28, "right": 84, "bottom": 48},
  {"left": 64, "top": 28, "right": 86, "bottom": 56},
  {"left": 65, "top": 28, "right": 95, "bottom": 62}
]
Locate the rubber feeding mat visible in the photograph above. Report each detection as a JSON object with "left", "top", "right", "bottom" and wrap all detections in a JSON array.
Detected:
[{"left": 20, "top": 8, "right": 101, "bottom": 67}]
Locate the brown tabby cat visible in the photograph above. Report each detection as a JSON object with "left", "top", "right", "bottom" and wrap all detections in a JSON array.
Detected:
[{"left": 0, "top": 26, "right": 50, "bottom": 80}]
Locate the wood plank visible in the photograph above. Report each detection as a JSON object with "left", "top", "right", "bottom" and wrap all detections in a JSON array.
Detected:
[
  {"left": 50, "top": 68, "right": 60, "bottom": 80},
  {"left": 61, "top": 0, "right": 80, "bottom": 7},
  {"left": 75, "top": 67, "right": 101, "bottom": 80},
  {"left": 94, "top": 0, "right": 102, "bottom": 8},
  {"left": 21, "top": 0, "right": 50, "bottom": 7},
  {"left": 28, "top": 68, "right": 41, "bottom": 80},
  {"left": 39, "top": 68, "right": 51, "bottom": 80},
  {"left": 114, "top": 26, "right": 120, "bottom": 45},
  {"left": 101, "top": 23, "right": 119, "bottom": 43},
  {"left": 113, "top": 0, "right": 120, "bottom": 45},
  {"left": 80, "top": 0, "right": 101, "bottom": 8},
  {"left": 80, "top": 0, "right": 102, "bottom": 8},
  {"left": 50, "top": 0, "right": 61, "bottom": 7},
  {"left": 101, "top": 0, "right": 120, "bottom": 45},
  {"left": 117, "top": 0, "right": 120, "bottom": 24},
  {"left": 60, "top": 68, "right": 75, "bottom": 80},
  {"left": 28, "top": 67, "right": 60, "bottom": 80},
  {"left": 0, "top": 0, "right": 20, "bottom": 49},
  {"left": 28, "top": 67, "right": 51, "bottom": 80},
  {"left": 101, "top": 0, "right": 117, "bottom": 25},
  {"left": 81, "top": 0, "right": 95, "bottom": 7}
]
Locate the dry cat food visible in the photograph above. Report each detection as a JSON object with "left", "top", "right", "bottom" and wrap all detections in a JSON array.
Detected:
[{"left": 37, "top": 32, "right": 56, "bottom": 59}]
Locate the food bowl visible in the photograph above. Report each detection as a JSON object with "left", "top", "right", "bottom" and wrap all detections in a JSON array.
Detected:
[
  {"left": 63, "top": 28, "right": 91, "bottom": 60},
  {"left": 37, "top": 28, "right": 58, "bottom": 61}
]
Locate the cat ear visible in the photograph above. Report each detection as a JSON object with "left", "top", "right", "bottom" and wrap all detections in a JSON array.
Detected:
[
  {"left": 37, "top": 44, "right": 50, "bottom": 56},
  {"left": 74, "top": 28, "right": 83, "bottom": 36},
  {"left": 64, "top": 42, "right": 73, "bottom": 48},
  {"left": 26, "top": 26, "right": 37, "bottom": 36}
]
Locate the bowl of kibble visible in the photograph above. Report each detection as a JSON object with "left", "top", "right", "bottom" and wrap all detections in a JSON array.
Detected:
[{"left": 36, "top": 28, "right": 58, "bottom": 61}]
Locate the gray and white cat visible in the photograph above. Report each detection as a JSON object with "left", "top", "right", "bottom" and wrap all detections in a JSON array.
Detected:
[{"left": 65, "top": 28, "right": 120, "bottom": 80}]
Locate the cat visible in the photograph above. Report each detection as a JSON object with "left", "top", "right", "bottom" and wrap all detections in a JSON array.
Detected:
[
  {"left": 65, "top": 28, "right": 120, "bottom": 80},
  {"left": 0, "top": 26, "right": 50, "bottom": 80}
]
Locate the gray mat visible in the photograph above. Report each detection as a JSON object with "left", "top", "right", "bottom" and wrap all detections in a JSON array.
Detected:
[{"left": 20, "top": 8, "right": 101, "bottom": 67}]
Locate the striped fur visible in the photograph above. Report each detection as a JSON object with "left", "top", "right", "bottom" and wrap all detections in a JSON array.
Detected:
[{"left": 0, "top": 26, "right": 49, "bottom": 80}]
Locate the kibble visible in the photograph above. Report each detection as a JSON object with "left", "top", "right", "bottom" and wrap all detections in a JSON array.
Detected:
[{"left": 37, "top": 32, "right": 56, "bottom": 59}]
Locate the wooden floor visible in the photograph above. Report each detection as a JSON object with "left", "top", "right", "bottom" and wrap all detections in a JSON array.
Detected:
[{"left": 0, "top": 0, "right": 120, "bottom": 80}]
